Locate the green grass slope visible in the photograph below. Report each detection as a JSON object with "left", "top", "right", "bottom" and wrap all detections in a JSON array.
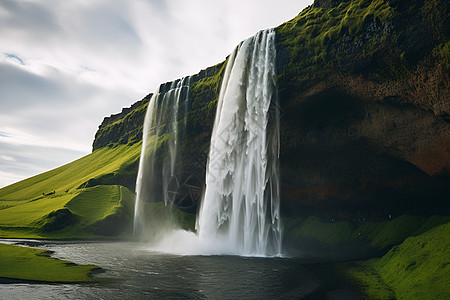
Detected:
[
  {"left": 284, "top": 215, "right": 450, "bottom": 250},
  {"left": 0, "top": 144, "right": 141, "bottom": 239},
  {"left": 341, "top": 221, "right": 450, "bottom": 299},
  {"left": 0, "top": 143, "right": 141, "bottom": 203},
  {"left": 0, "top": 243, "right": 98, "bottom": 283},
  {"left": 0, "top": 185, "right": 135, "bottom": 239}
]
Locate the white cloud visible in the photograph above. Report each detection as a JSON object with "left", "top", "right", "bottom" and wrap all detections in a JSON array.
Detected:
[
  {"left": 0, "top": 155, "right": 16, "bottom": 162},
  {"left": 0, "top": 0, "right": 313, "bottom": 188}
]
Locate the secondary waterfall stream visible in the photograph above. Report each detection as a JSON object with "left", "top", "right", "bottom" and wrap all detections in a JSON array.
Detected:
[
  {"left": 134, "top": 28, "right": 282, "bottom": 256},
  {"left": 134, "top": 77, "right": 191, "bottom": 235}
]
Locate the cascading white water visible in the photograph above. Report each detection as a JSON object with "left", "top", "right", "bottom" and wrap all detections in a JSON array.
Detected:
[
  {"left": 134, "top": 77, "right": 191, "bottom": 235},
  {"left": 197, "top": 28, "right": 282, "bottom": 256}
]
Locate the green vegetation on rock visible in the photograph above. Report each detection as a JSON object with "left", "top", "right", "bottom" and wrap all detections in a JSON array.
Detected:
[
  {"left": 341, "top": 221, "right": 450, "bottom": 299},
  {"left": 141, "top": 202, "right": 196, "bottom": 235},
  {"left": 276, "top": 0, "right": 395, "bottom": 91},
  {"left": 276, "top": 0, "right": 448, "bottom": 97},
  {"left": 284, "top": 216, "right": 355, "bottom": 244},
  {"left": 93, "top": 97, "right": 150, "bottom": 150},
  {"left": 0, "top": 243, "right": 98, "bottom": 283},
  {"left": 284, "top": 214, "right": 450, "bottom": 250},
  {"left": 188, "top": 60, "right": 227, "bottom": 130}
]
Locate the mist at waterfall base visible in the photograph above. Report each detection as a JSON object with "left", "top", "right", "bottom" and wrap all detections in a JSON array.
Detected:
[{"left": 133, "top": 29, "right": 282, "bottom": 257}]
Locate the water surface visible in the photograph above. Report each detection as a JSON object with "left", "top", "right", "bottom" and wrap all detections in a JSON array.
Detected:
[{"left": 0, "top": 241, "right": 360, "bottom": 299}]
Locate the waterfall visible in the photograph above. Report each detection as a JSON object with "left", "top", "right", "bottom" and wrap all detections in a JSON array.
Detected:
[
  {"left": 197, "top": 28, "right": 282, "bottom": 256},
  {"left": 134, "top": 77, "right": 191, "bottom": 236}
]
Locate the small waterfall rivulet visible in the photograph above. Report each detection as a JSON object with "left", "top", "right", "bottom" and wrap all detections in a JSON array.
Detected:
[
  {"left": 197, "top": 28, "right": 282, "bottom": 256},
  {"left": 134, "top": 77, "right": 191, "bottom": 236}
]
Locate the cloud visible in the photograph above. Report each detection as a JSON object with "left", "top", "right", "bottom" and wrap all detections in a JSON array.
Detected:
[
  {"left": 0, "top": 0, "right": 61, "bottom": 37},
  {"left": 4, "top": 53, "right": 24, "bottom": 65},
  {"left": 0, "top": 155, "right": 16, "bottom": 162},
  {"left": 0, "top": 140, "right": 85, "bottom": 188},
  {"left": 0, "top": 0, "right": 313, "bottom": 188}
]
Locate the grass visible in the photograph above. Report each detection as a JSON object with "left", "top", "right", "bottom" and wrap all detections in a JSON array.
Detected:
[
  {"left": 142, "top": 202, "right": 196, "bottom": 233},
  {"left": 93, "top": 97, "right": 150, "bottom": 150},
  {"left": 284, "top": 216, "right": 355, "bottom": 244},
  {"left": 0, "top": 143, "right": 142, "bottom": 202},
  {"left": 0, "top": 139, "right": 198, "bottom": 239},
  {"left": 188, "top": 60, "right": 227, "bottom": 132},
  {"left": 284, "top": 215, "right": 450, "bottom": 250},
  {"left": 0, "top": 185, "right": 135, "bottom": 239},
  {"left": 341, "top": 221, "right": 450, "bottom": 299},
  {"left": 0, "top": 143, "right": 142, "bottom": 239},
  {"left": 340, "top": 260, "right": 396, "bottom": 299},
  {"left": 0, "top": 243, "right": 98, "bottom": 283},
  {"left": 275, "top": 0, "right": 396, "bottom": 90}
]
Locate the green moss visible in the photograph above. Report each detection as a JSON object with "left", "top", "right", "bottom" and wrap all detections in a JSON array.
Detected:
[
  {"left": 188, "top": 61, "right": 227, "bottom": 131},
  {"left": 339, "top": 260, "right": 395, "bottom": 299},
  {"left": 93, "top": 98, "right": 150, "bottom": 150},
  {"left": 36, "top": 208, "right": 79, "bottom": 232},
  {"left": 341, "top": 222, "right": 450, "bottom": 299},
  {"left": 375, "top": 222, "right": 450, "bottom": 299},
  {"left": 437, "top": 41, "right": 450, "bottom": 67},
  {"left": 358, "top": 215, "right": 424, "bottom": 249},
  {"left": 284, "top": 215, "right": 450, "bottom": 250},
  {"left": 275, "top": 0, "right": 396, "bottom": 91},
  {"left": 0, "top": 244, "right": 98, "bottom": 282},
  {"left": 142, "top": 202, "right": 196, "bottom": 233},
  {"left": 286, "top": 216, "right": 355, "bottom": 244}
]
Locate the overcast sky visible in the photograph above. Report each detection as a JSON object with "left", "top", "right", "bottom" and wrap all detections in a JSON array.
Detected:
[{"left": 0, "top": 0, "right": 312, "bottom": 188}]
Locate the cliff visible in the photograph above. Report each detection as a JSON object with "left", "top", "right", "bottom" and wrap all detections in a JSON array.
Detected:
[
  {"left": 92, "top": 62, "right": 225, "bottom": 151},
  {"left": 275, "top": 0, "right": 449, "bottom": 218},
  {"left": 92, "top": 0, "right": 449, "bottom": 219}
]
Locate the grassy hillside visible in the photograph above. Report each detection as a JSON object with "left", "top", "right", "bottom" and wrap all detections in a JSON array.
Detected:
[
  {"left": 0, "top": 140, "right": 197, "bottom": 239},
  {"left": 0, "top": 243, "right": 98, "bottom": 283},
  {"left": 341, "top": 221, "right": 450, "bottom": 299},
  {"left": 0, "top": 144, "right": 142, "bottom": 239},
  {"left": 0, "top": 143, "right": 141, "bottom": 203},
  {"left": 284, "top": 214, "right": 450, "bottom": 251}
]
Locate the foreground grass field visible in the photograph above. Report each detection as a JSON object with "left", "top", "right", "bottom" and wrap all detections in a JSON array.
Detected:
[
  {"left": 0, "top": 144, "right": 141, "bottom": 239},
  {"left": 341, "top": 221, "right": 450, "bottom": 299},
  {"left": 0, "top": 244, "right": 98, "bottom": 283}
]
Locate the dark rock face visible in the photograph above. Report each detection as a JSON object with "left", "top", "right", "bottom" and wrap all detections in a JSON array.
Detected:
[
  {"left": 93, "top": 97, "right": 151, "bottom": 150},
  {"left": 279, "top": 87, "right": 449, "bottom": 219},
  {"left": 91, "top": 0, "right": 450, "bottom": 220},
  {"left": 274, "top": 0, "right": 450, "bottom": 219},
  {"left": 92, "top": 63, "right": 225, "bottom": 151}
]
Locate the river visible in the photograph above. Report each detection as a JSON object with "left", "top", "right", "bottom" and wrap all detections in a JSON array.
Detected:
[{"left": 0, "top": 240, "right": 360, "bottom": 299}]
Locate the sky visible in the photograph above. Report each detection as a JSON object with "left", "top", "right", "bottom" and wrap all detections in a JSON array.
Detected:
[{"left": 0, "top": 0, "right": 313, "bottom": 188}]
